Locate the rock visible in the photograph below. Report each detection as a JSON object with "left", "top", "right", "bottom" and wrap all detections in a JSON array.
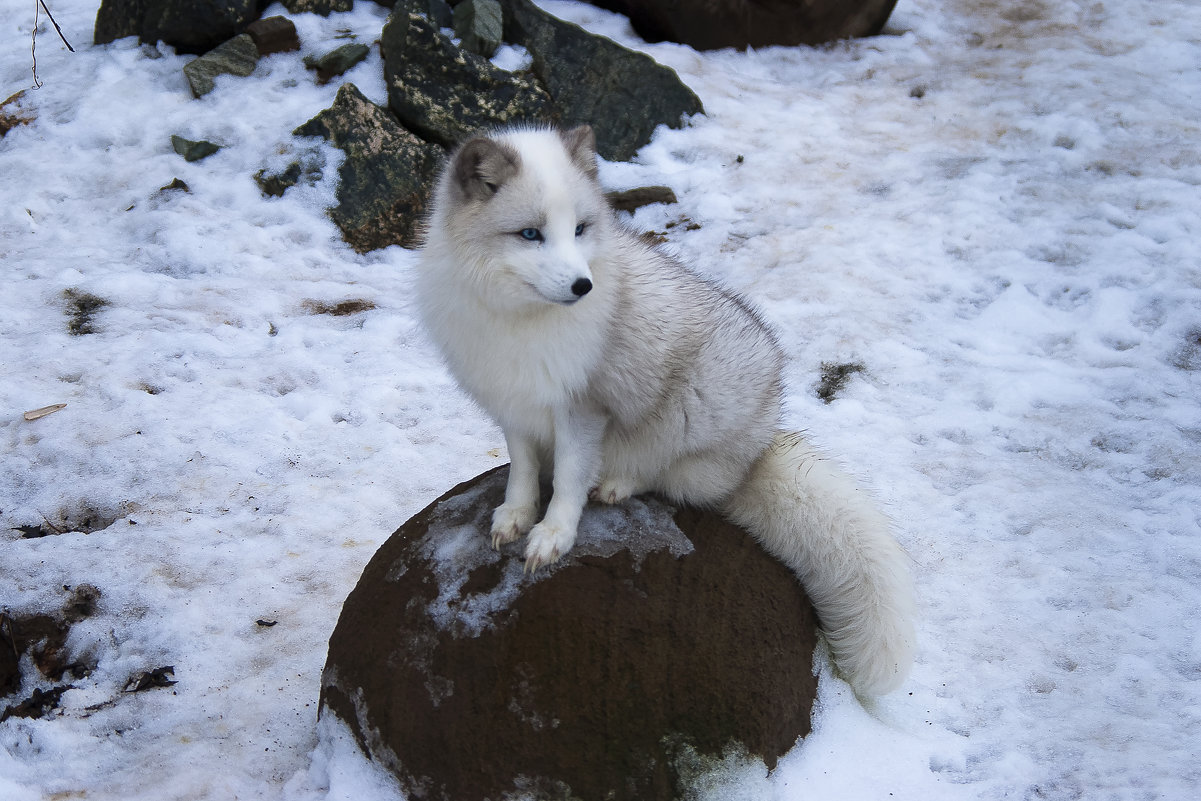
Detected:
[
  {"left": 605, "top": 185, "right": 678, "bottom": 212},
  {"left": 294, "top": 83, "right": 443, "bottom": 251},
  {"left": 321, "top": 466, "right": 818, "bottom": 800},
  {"left": 149, "top": 178, "right": 191, "bottom": 208},
  {"left": 182, "top": 34, "right": 260, "bottom": 97},
  {"left": 581, "top": 0, "right": 898, "bottom": 50},
  {"left": 425, "top": 0, "right": 454, "bottom": 28},
  {"left": 374, "top": 0, "right": 451, "bottom": 20},
  {"left": 381, "top": 3, "right": 554, "bottom": 149},
  {"left": 245, "top": 16, "right": 300, "bottom": 55},
  {"left": 500, "top": 0, "right": 704, "bottom": 162},
  {"left": 280, "top": 0, "right": 354, "bottom": 14},
  {"left": 0, "top": 91, "right": 35, "bottom": 138},
  {"left": 254, "top": 163, "right": 304, "bottom": 198},
  {"left": 453, "top": 0, "right": 504, "bottom": 58},
  {"left": 254, "top": 147, "right": 326, "bottom": 197},
  {"left": 303, "top": 42, "right": 371, "bottom": 84},
  {"left": 171, "top": 135, "right": 222, "bottom": 161},
  {"left": 155, "top": 177, "right": 191, "bottom": 196},
  {"left": 94, "top": 0, "right": 264, "bottom": 55}
]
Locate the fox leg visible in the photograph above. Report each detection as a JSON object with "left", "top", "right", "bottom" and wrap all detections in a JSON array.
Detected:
[
  {"left": 589, "top": 476, "right": 642, "bottom": 505},
  {"left": 525, "top": 405, "right": 604, "bottom": 571},
  {"left": 491, "top": 431, "right": 540, "bottom": 548},
  {"left": 589, "top": 431, "right": 660, "bottom": 505}
]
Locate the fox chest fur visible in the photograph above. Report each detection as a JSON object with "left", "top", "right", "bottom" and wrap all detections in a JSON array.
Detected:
[{"left": 419, "top": 270, "right": 620, "bottom": 443}]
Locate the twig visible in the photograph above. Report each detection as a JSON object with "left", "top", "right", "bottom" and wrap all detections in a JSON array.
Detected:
[
  {"left": 40, "top": 1, "right": 74, "bottom": 50},
  {"left": 24, "top": 403, "right": 67, "bottom": 421},
  {"left": 31, "top": 1, "right": 41, "bottom": 87},
  {"left": 32, "top": 0, "right": 75, "bottom": 89}
]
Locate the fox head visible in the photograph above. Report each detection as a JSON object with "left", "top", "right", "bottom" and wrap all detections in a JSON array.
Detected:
[{"left": 431, "top": 126, "right": 610, "bottom": 310}]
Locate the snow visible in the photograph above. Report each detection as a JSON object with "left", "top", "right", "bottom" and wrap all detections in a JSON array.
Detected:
[
  {"left": 2, "top": 0, "right": 1199, "bottom": 798},
  {"left": 417, "top": 469, "right": 691, "bottom": 636}
]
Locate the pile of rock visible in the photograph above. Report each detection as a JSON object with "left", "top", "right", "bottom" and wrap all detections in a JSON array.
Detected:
[
  {"left": 92, "top": 0, "right": 706, "bottom": 252},
  {"left": 91, "top": 0, "right": 896, "bottom": 251}
]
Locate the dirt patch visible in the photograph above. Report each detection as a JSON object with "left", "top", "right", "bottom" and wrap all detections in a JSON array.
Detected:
[
  {"left": 1172, "top": 329, "right": 1201, "bottom": 371},
  {"left": 815, "top": 361, "right": 866, "bottom": 403},
  {"left": 302, "top": 298, "right": 377, "bottom": 317},
  {"left": 124, "top": 666, "right": 177, "bottom": 693},
  {"left": 14, "top": 503, "right": 124, "bottom": 538},
  {"left": 1, "top": 585, "right": 102, "bottom": 720},
  {"left": 62, "top": 288, "right": 110, "bottom": 335},
  {"left": 0, "top": 90, "right": 35, "bottom": 137}
]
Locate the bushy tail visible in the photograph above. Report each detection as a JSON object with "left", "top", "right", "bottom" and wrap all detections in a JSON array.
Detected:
[{"left": 723, "top": 432, "right": 916, "bottom": 696}]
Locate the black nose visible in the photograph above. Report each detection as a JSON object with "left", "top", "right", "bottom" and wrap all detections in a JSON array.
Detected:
[{"left": 571, "top": 278, "right": 592, "bottom": 297}]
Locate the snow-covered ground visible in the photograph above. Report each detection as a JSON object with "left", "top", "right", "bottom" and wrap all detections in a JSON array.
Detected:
[{"left": 2, "top": 0, "right": 1199, "bottom": 798}]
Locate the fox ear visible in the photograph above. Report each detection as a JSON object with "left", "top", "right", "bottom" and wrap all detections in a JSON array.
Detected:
[
  {"left": 452, "top": 137, "right": 519, "bottom": 202},
  {"left": 560, "top": 125, "right": 598, "bottom": 179}
]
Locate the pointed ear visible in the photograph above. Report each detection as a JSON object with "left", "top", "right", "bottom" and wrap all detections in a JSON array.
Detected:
[
  {"left": 559, "top": 125, "right": 598, "bottom": 179},
  {"left": 451, "top": 137, "right": 520, "bottom": 202}
]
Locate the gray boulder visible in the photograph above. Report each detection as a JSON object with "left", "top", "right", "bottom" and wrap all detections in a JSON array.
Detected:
[
  {"left": 294, "top": 83, "right": 443, "bottom": 252},
  {"left": 453, "top": 0, "right": 504, "bottom": 58},
  {"left": 381, "top": 3, "right": 554, "bottom": 148},
  {"left": 501, "top": 0, "right": 704, "bottom": 161},
  {"left": 321, "top": 466, "right": 818, "bottom": 800},
  {"left": 182, "top": 34, "right": 260, "bottom": 97},
  {"left": 171, "top": 135, "right": 222, "bottom": 161},
  {"left": 94, "top": 0, "right": 265, "bottom": 55},
  {"left": 303, "top": 42, "right": 371, "bottom": 84},
  {"left": 424, "top": 0, "right": 454, "bottom": 28}
]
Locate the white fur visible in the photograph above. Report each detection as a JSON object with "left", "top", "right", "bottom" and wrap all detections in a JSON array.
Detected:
[
  {"left": 724, "top": 433, "right": 917, "bottom": 694},
  {"left": 416, "top": 126, "right": 916, "bottom": 695}
]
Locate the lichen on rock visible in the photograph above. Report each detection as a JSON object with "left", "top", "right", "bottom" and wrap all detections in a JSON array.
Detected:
[
  {"left": 294, "top": 83, "right": 443, "bottom": 251},
  {"left": 381, "top": 2, "right": 555, "bottom": 148}
]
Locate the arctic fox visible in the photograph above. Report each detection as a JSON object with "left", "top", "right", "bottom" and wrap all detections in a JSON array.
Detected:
[{"left": 415, "top": 125, "right": 915, "bottom": 696}]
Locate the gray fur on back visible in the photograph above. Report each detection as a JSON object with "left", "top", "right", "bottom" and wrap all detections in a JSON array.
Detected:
[{"left": 588, "top": 228, "right": 785, "bottom": 505}]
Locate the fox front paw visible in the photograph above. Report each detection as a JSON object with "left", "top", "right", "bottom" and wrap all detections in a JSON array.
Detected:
[
  {"left": 490, "top": 503, "right": 537, "bottom": 548},
  {"left": 523, "top": 521, "right": 577, "bottom": 573},
  {"left": 589, "top": 477, "right": 636, "bottom": 505}
]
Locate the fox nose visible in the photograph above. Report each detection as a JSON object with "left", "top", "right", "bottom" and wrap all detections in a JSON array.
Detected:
[{"left": 571, "top": 277, "right": 592, "bottom": 297}]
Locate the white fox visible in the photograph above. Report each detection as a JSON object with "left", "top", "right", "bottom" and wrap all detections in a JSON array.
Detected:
[{"left": 415, "top": 125, "right": 915, "bottom": 695}]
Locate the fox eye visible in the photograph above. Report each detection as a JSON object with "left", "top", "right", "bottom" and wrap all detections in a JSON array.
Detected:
[
  {"left": 518, "top": 228, "right": 543, "bottom": 242},
  {"left": 575, "top": 222, "right": 586, "bottom": 237}
]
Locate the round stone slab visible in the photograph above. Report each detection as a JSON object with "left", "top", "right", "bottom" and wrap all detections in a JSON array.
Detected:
[{"left": 321, "top": 465, "right": 818, "bottom": 800}]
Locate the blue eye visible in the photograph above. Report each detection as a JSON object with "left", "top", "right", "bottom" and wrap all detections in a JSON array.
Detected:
[
  {"left": 519, "top": 228, "right": 542, "bottom": 242},
  {"left": 575, "top": 222, "right": 586, "bottom": 237}
]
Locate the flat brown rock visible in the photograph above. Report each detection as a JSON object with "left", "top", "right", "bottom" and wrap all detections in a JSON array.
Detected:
[
  {"left": 321, "top": 466, "right": 819, "bottom": 800},
  {"left": 582, "top": 0, "right": 898, "bottom": 51},
  {"left": 245, "top": 16, "right": 300, "bottom": 56}
]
